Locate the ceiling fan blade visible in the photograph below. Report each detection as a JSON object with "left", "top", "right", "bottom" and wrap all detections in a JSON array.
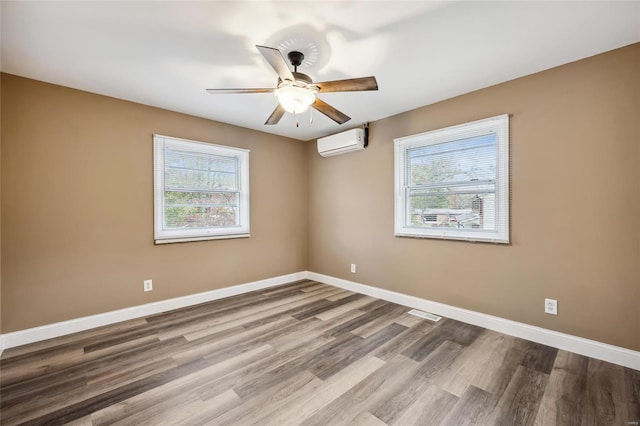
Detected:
[
  {"left": 206, "top": 88, "right": 274, "bottom": 94},
  {"left": 265, "top": 104, "right": 286, "bottom": 125},
  {"left": 256, "top": 45, "right": 295, "bottom": 82},
  {"left": 312, "top": 98, "right": 351, "bottom": 124},
  {"left": 315, "top": 76, "right": 378, "bottom": 93}
]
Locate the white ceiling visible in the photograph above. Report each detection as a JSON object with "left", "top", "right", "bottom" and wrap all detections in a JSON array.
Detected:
[{"left": 2, "top": 1, "right": 639, "bottom": 141}]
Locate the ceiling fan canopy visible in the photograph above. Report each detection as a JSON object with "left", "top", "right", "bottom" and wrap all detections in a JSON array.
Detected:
[{"left": 206, "top": 45, "right": 378, "bottom": 126}]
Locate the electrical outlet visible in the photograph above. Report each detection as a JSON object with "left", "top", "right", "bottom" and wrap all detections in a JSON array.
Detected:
[
  {"left": 350, "top": 264, "right": 356, "bottom": 273},
  {"left": 545, "top": 298, "right": 557, "bottom": 315},
  {"left": 144, "top": 279, "right": 153, "bottom": 292}
]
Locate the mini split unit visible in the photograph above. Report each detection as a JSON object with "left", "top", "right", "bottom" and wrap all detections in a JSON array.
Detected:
[{"left": 317, "top": 127, "right": 368, "bottom": 157}]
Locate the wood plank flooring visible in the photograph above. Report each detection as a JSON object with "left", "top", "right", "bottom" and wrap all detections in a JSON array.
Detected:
[{"left": 1, "top": 280, "right": 638, "bottom": 425}]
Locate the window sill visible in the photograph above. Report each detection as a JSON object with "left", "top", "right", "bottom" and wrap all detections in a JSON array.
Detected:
[
  {"left": 155, "top": 233, "right": 250, "bottom": 245},
  {"left": 394, "top": 231, "right": 509, "bottom": 244}
]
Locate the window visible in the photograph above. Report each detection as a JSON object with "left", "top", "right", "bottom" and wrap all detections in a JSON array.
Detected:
[
  {"left": 394, "top": 115, "right": 509, "bottom": 243},
  {"left": 153, "top": 135, "right": 250, "bottom": 244}
]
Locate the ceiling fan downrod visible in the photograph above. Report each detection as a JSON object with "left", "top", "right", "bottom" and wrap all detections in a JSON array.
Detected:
[{"left": 287, "top": 51, "right": 304, "bottom": 73}]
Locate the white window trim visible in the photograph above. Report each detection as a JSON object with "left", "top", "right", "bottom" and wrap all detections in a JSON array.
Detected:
[
  {"left": 394, "top": 114, "right": 509, "bottom": 244},
  {"left": 153, "top": 135, "right": 250, "bottom": 244}
]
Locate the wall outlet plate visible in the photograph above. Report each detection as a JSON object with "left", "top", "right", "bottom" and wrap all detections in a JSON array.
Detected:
[
  {"left": 545, "top": 298, "right": 557, "bottom": 315},
  {"left": 350, "top": 264, "right": 356, "bottom": 273},
  {"left": 144, "top": 279, "right": 153, "bottom": 292}
]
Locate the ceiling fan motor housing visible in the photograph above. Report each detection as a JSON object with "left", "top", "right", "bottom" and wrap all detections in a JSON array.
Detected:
[{"left": 292, "top": 72, "right": 312, "bottom": 85}]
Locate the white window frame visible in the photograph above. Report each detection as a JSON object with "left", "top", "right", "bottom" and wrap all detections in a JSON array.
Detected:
[
  {"left": 153, "top": 135, "right": 250, "bottom": 244},
  {"left": 394, "top": 114, "right": 509, "bottom": 243}
]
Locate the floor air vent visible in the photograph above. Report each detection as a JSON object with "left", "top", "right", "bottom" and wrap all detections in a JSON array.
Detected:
[{"left": 408, "top": 309, "right": 442, "bottom": 322}]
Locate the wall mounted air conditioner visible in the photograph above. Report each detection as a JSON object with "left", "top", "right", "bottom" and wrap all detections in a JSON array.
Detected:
[{"left": 317, "top": 128, "right": 367, "bottom": 157}]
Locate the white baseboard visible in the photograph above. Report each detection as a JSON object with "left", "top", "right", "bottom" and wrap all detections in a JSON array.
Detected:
[
  {"left": 2, "top": 270, "right": 638, "bottom": 371},
  {"left": 1, "top": 271, "right": 307, "bottom": 350},
  {"left": 307, "top": 272, "right": 640, "bottom": 371}
]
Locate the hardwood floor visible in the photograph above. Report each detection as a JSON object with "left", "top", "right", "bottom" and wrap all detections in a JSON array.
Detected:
[{"left": 1, "top": 280, "right": 638, "bottom": 425}]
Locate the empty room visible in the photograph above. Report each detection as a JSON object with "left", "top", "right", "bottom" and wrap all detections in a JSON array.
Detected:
[{"left": 0, "top": 1, "right": 639, "bottom": 425}]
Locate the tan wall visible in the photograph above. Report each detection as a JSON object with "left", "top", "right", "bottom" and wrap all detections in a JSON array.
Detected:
[
  {"left": 307, "top": 44, "right": 640, "bottom": 351},
  {"left": 2, "top": 45, "right": 639, "bottom": 352},
  {"left": 0, "top": 16, "right": 2, "bottom": 342},
  {"left": 1, "top": 74, "right": 308, "bottom": 332}
]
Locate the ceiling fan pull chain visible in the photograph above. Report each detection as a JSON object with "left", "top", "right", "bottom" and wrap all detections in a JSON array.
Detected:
[
  {"left": 295, "top": 112, "right": 299, "bottom": 128},
  {"left": 310, "top": 107, "right": 313, "bottom": 124}
]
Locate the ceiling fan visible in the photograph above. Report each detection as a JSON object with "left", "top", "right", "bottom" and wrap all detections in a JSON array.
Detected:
[{"left": 206, "top": 45, "right": 378, "bottom": 126}]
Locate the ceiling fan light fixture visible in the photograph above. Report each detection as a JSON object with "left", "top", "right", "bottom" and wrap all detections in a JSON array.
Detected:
[{"left": 274, "top": 84, "right": 316, "bottom": 114}]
